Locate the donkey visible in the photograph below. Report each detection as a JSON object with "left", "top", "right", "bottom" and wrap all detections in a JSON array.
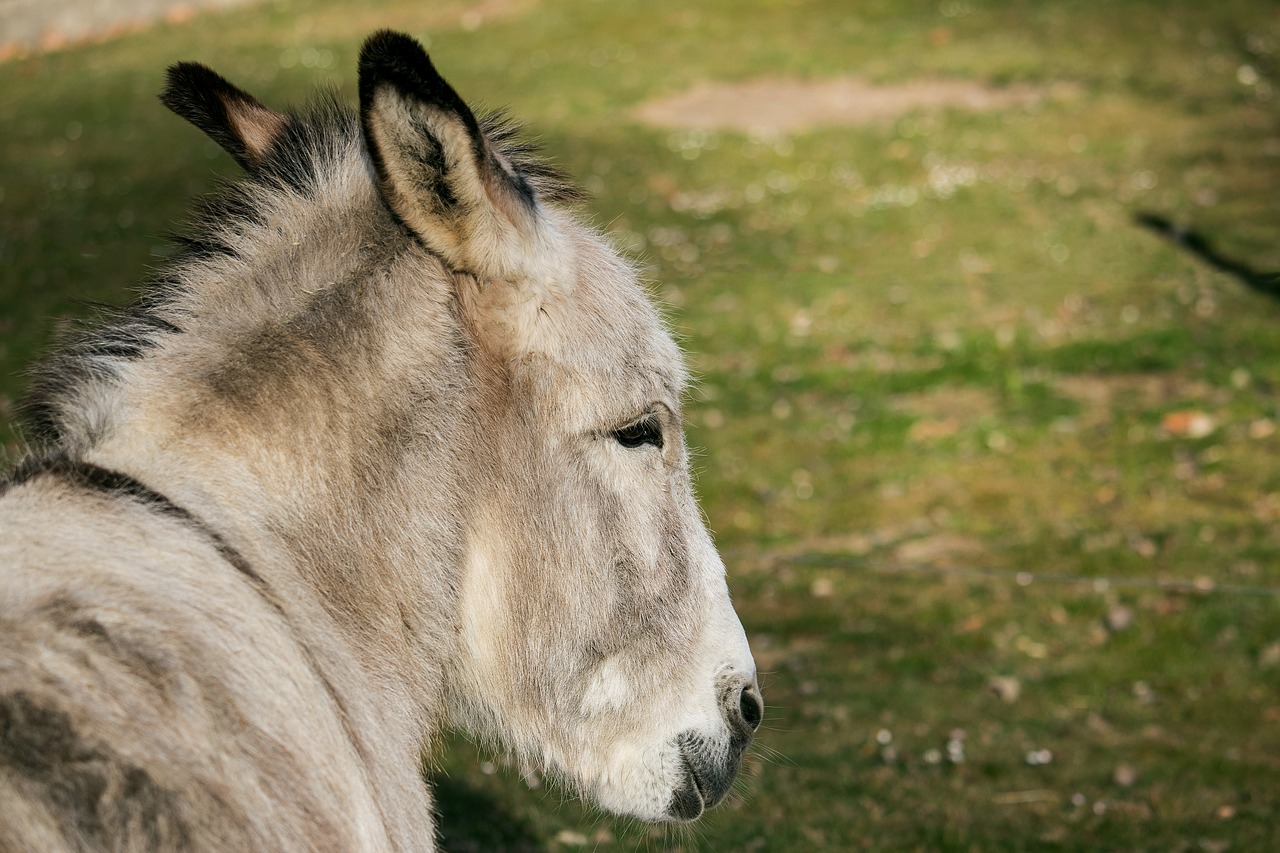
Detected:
[{"left": 0, "top": 31, "right": 761, "bottom": 851}]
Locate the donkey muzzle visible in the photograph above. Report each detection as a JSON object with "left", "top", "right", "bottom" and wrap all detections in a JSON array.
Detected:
[{"left": 667, "top": 675, "right": 763, "bottom": 821}]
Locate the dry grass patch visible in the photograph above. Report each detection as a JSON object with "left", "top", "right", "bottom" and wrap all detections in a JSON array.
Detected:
[
  {"left": 892, "top": 533, "right": 989, "bottom": 568},
  {"left": 1054, "top": 374, "right": 1219, "bottom": 410},
  {"left": 1055, "top": 373, "right": 1228, "bottom": 431},
  {"left": 891, "top": 385, "right": 999, "bottom": 442}
]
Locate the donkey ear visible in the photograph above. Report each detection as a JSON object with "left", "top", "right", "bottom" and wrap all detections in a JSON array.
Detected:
[
  {"left": 161, "top": 62, "right": 289, "bottom": 170},
  {"left": 358, "top": 30, "right": 543, "bottom": 280}
]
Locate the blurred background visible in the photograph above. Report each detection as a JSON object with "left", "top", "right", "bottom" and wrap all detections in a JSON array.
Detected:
[{"left": 2, "top": 0, "right": 1279, "bottom": 849}]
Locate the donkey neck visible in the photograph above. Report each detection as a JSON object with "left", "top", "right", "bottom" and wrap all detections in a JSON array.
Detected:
[{"left": 82, "top": 182, "right": 473, "bottom": 744}]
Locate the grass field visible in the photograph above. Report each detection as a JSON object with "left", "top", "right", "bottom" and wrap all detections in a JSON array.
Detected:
[{"left": 3, "top": 0, "right": 1280, "bottom": 849}]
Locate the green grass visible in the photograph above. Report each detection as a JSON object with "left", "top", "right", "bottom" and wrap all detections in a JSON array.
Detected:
[{"left": 4, "top": 0, "right": 1280, "bottom": 849}]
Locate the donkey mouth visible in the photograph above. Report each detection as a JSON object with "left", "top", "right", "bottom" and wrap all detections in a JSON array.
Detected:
[
  {"left": 667, "top": 731, "right": 747, "bottom": 821},
  {"left": 667, "top": 745, "right": 707, "bottom": 821}
]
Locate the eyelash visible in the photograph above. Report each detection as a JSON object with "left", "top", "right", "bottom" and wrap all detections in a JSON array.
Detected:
[{"left": 612, "top": 415, "right": 664, "bottom": 450}]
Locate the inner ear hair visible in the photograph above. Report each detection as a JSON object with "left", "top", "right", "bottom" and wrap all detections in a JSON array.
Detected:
[
  {"left": 356, "top": 30, "right": 544, "bottom": 278},
  {"left": 160, "top": 62, "right": 289, "bottom": 169},
  {"left": 357, "top": 31, "right": 498, "bottom": 216}
]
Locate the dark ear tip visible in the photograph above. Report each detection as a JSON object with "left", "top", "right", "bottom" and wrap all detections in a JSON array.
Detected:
[
  {"left": 159, "top": 62, "right": 241, "bottom": 117},
  {"left": 160, "top": 62, "right": 212, "bottom": 107},
  {"left": 358, "top": 30, "right": 431, "bottom": 77},
  {"left": 361, "top": 29, "right": 422, "bottom": 55},
  {"left": 357, "top": 30, "right": 471, "bottom": 127}
]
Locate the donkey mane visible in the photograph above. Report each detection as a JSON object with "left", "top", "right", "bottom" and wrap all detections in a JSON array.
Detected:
[{"left": 18, "top": 93, "right": 582, "bottom": 452}]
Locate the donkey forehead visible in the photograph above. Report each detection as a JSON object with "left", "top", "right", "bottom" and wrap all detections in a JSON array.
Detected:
[
  {"left": 563, "top": 277, "right": 685, "bottom": 392},
  {"left": 514, "top": 330, "right": 687, "bottom": 428},
  {"left": 539, "top": 225, "right": 672, "bottom": 355},
  {"left": 476, "top": 223, "right": 688, "bottom": 409}
]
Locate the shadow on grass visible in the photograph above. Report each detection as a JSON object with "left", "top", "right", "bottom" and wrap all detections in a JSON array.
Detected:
[
  {"left": 1135, "top": 211, "right": 1280, "bottom": 298},
  {"left": 433, "top": 775, "right": 546, "bottom": 853}
]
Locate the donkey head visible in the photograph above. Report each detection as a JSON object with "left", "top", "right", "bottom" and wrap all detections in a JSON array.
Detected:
[
  {"left": 165, "top": 31, "right": 759, "bottom": 822},
  {"left": 356, "top": 33, "right": 760, "bottom": 821}
]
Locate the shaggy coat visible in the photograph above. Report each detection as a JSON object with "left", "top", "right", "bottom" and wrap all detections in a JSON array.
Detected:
[{"left": 0, "top": 31, "right": 759, "bottom": 852}]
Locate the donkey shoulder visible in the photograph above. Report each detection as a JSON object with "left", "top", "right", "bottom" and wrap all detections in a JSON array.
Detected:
[{"left": 0, "top": 464, "right": 410, "bottom": 851}]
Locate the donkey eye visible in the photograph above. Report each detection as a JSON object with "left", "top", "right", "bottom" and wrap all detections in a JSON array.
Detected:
[{"left": 613, "top": 416, "right": 663, "bottom": 450}]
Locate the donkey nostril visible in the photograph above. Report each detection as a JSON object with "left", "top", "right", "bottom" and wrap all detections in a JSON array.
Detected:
[{"left": 739, "top": 687, "right": 763, "bottom": 732}]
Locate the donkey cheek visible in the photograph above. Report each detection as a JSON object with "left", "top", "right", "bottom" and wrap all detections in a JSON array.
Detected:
[{"left": 578, "top": 657, "right": 635, "bottom": 717}]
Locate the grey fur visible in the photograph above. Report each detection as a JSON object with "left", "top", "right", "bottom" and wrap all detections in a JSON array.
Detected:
[{"left": 1, "top": 31, "right": 759, "bottom": 851}]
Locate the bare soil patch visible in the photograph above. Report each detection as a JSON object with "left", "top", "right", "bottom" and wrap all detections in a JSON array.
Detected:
[
  {"left": 0, "top": 0, "right": 536, "bottom": 60},
  {"left": 633, "top": 77, "right": 1056, "bottom": 134},
  {"left": 0, "top": 0, "right": 259, "bottom": 57}
]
